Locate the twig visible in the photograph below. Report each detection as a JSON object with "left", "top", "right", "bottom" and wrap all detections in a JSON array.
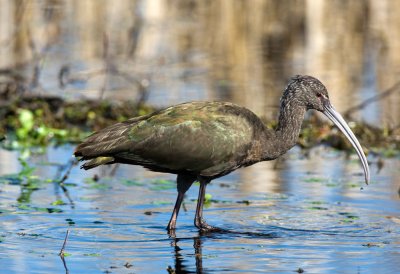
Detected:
[
  {"left": 59, "top": 229, "right": 70, "bottom": 256},
  {"left": 58, "top": 66, "right": 107, "bottom": 88},
  {"left": 59, "top": 159, "right": 78, "bottom": 185},
  {"left": 59, "top": 229, "right": 70, "bottom": 274},
  {"left": 60, "top": 184, "right": 75, "bottom": 209},
  {"left": 59, "top": 159, "right": 77, "bottom": 207},
  {"left": 54, "top": 159, "right": 77, "bottom": 207},
  {"left": 344, "top": 80, "right": 400, "bottom": 118},
  {"left": 60, "top": 255, "right": 69, "bottom": 274}
]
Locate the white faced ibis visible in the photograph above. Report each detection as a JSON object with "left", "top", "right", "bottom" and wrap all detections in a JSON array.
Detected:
[{"left": 75, "top": 75, "right": 370, "bottom": 232}]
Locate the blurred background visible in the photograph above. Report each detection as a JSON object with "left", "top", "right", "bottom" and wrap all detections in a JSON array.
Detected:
[
  {"left": 1, "top": 2, "right": 400, "bottom": 273},
  {"left": 1, "top": 0, "right": 399, "bottom": 125}
]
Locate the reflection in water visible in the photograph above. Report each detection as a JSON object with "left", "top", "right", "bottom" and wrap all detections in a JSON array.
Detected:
[
  {"left": 0, "top": 146, "right": 399, "bottom": 273},
  {"left": 239, "top": 160, "right": 284, "bottom": 194},
  {"left": 52, "top": 159, "right": 77, "bottom": 208},
  {"left": 170, "top": 230, "right": 278, "bottom": 274},
  {"left": 59, "top": 229, "right": 71, "bottom": 274},
  {"left": 167, "top": 226, "right": 379, "bottom": 274},
  {"left": 59, "top": 255, "right": 69, "bottom": 274},
  {"left": 170, "top": 237, "right": 203, "bottom": 274},
  {"left": 193, "top": 237, "right": 203, "bottom": 274}
]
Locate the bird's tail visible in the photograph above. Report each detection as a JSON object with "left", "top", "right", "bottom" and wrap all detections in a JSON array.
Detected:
[
  {"left": 74, "top": 114, "right": 152, "bottom": 169},
  {"left": 80, "top": 156, "right": 115, "bottom": 170}
]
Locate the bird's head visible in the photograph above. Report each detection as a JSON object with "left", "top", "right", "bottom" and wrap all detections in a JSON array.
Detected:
[
  {"left": 283, "top": 75, "right": 329, "bottom": 111},
  {"left": 284, "top": 75, "right": 370, "bottom": 185}
]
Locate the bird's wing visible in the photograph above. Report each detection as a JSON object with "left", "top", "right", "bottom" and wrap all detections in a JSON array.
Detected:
[
  {"left": 74, "top": 115, "right": 151, "bottom": 159},
  {"left": 121, "top": 102, "right": 255, "bottom": 175},
  {"left": 75, "top": 102, "right": 257, "bottom": 175}
]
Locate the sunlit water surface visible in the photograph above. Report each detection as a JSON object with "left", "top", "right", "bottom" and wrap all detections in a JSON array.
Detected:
[{"left": 0, "top": 145, "right": 399, "bottom": 273}]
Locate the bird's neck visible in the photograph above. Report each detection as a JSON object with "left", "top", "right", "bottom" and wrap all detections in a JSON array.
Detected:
[{"left": 269, "top": 99, "right": 307, "bottom": 158}]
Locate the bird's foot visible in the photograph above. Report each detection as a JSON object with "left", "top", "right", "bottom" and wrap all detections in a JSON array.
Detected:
[
  {"left": 167, "top": 229, "right": 177, "bottom": 238},
  {"left": 166, "top": 222, "right": 176, "bottom": 231},
  {"left": 166, "top": 217, "right": 177, "bottom": 231},
  {"left": 195, "top": 219, "right": 223, "bottom": 233}
]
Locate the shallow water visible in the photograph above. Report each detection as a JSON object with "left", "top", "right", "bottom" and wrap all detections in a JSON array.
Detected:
[{"left": 0, "top": 145, "right": 399, "bottom": 273}]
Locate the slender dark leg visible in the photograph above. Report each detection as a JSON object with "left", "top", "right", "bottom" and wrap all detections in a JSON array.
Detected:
[
  {"left": 194, "top": 178, "right": 215, "bottom": 231},
  {"left": 167, "top": 192, "right": 184, "bottom": 231},
  {"left": 167, "top": 174, "right": 196, "bottom": 232}
]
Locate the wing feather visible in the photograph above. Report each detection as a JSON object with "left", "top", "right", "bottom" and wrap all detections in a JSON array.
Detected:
[{"left": 75, "top": 102, "right": 260, "bottom": 175}]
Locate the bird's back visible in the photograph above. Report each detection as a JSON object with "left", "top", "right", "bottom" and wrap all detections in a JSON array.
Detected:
[{"left": 75, "top": 101, "right": 267, "bottom": 177}]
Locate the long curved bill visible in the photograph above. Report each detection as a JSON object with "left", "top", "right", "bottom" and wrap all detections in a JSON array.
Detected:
[{"left": 323, "top": 102, "right": 370, "bottom": 185}]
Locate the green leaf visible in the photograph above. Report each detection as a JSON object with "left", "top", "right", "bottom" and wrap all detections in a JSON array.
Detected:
[
  {"left": 303, "top": 177, "right": 325, "bottom": 183},
  {"left": 18, "top": 158, "right": 35, "bottom": 178},
  {"left": 122, "top": 179, "right": 144, "bottom": 186},
  {"left": 149, "top": 179, "right": 175, "bottom": 190},
  {"left": 18, "top": 109, "right": 34, "bottom": 131},
  {"left": 51, "top": 200, "right": 66, "bottom": 206}
]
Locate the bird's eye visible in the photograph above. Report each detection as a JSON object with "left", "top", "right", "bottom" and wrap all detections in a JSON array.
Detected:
[{"left": 316, "top": 92, "right": 322, "bottom": 98}]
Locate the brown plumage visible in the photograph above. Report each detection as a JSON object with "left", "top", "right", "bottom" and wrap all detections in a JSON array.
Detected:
[{"left": 75, "top": 75, "right": 370, "bottom": 232}]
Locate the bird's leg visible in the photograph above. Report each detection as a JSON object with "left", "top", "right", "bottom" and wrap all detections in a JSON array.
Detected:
[
  {"left": 194, "top": 178, "right": 215, "bottom": 231},
  {"left": 194, "top": 180, "right": 206, "bottom": 228},
  {"left": 167, "top": 174, "right": 196, "bottom": 232},
  {"left": 167, "top": 192, "right": 184, "bottom": 232}
]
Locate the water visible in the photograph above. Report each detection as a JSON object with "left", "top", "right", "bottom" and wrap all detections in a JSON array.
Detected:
[
  {"left": 0, "top": 145, "right": 399, "bottom": 273},
  {"left": 1, "top": 2, "right": 400, "bottom": 272}
]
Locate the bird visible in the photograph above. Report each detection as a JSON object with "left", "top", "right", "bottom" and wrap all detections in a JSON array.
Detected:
[{"left": 74, "top": 75, "right": 370, "bottom": 232}]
